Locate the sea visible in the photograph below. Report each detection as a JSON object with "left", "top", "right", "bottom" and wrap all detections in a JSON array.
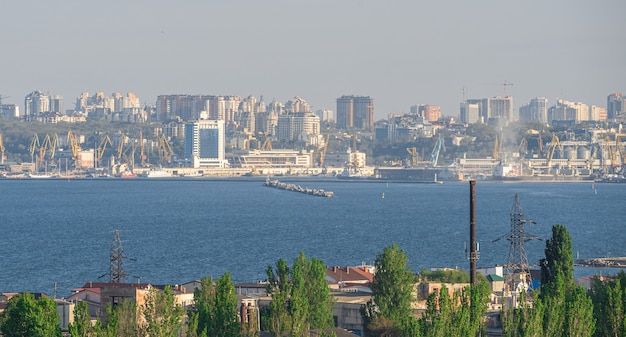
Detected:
[{"left": 0, "top": 178, "right": 624, "bottom": 298}]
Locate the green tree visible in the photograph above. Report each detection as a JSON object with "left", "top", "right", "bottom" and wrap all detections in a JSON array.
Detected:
[
  {"left": 68, "top": 301, "right": 92, "bottom": 337},
  {"left": 190, "top": 273, "right": 240, "bottom": 337},
  {"left": 590, "top": 271, "right": 626, "bottom": 337},
  {"left": 0, "top": 293, "right": 62, "bottom": 337},
  {"left": 142, "top": 285, "right": 184, "bottom": 337},
  {"left": 266, "top": 258, "right": 292, "bottom": 337},
  {"left": 103, "top": 298, "right": 139, "bottom": 337},
  {"left": 540, "top": 224, "right": 574, "bottom": 290},
  {"left": 305, "top": 256, "right": 335, "bottom": 329},
  {"left": 503, "top": 224, "right": 595, "bottom": 337},
  {"left": 370, "top": 243, "right": 413, "bottom": 324}
]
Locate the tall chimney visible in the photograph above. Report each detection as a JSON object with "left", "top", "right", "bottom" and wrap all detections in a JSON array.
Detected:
[{"left": 469, "top": 180, "right": 478, "bottom": 286}]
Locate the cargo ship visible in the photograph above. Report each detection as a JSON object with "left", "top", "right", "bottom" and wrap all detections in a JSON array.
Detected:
[{"left": 374, "top": 166, "right": 443, "bottom": 183}]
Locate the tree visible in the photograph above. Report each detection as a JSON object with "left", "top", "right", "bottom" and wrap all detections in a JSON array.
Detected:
[
  {"left": 104, "top": 299, "right": 140, "bottom": 337},
  {"left": 266, "top": 258, "right": 292, "bottom": 337},
  {"left": 590, "top": 271, "right": 626, "bottom": 337},
  {"left": 142, "top": 285, "right": 184, "bottom": 337},
  {"left": 305, "top": 256, "right": 335, "bottom": 329},
  {"left": 0, "top": 293, "right": 62, "bottom": 337},
  {"left": 69, "top": 301, "right": 93, "bottom": 337},
  {"left": 370, "top": 243, "right": 414, "bottom": 324},
  {"left": 503, "top": 224, "right": 595, "bottom": 337},
  {"left": 540, "top": 224, "right": 574, "bottom": 290},
  {"left": 190, "top": 273, "right": 240, "bottom": 337}
]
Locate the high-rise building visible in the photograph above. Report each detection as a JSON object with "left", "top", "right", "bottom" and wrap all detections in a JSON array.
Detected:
[
  {"left": 550, "top": 99, "right": 589, "bottom": 122},
  {"left": 518, "top": 97, "right": 548, "bottom": 123},
  {"left": 24, "top": 91, "right": 50, "bottom": 119},
  {"left": 0, "top": 104, "right": 19, "bottom": 119},
  {"left": 607, "top": 93, "right": 625, "bottom": 120},
  {"left": 184, "top": 120, "right": 228, "bottom": 168},
  {"left": 336, "top": 95, "right": 374, "bottom": 130},
  {"left": 276, "top": 112, "right": 320, "bottom": 142},
  {"left": 459, "top": 102, "right": 480, "bottom": 124},
  {"left": 487, "top": 96, "right": 514, "bottom": 121}
]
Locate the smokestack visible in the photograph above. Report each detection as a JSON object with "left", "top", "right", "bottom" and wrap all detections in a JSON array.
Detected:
[{"left": 469, "top": 180, "right": 478, "bottom": 286}]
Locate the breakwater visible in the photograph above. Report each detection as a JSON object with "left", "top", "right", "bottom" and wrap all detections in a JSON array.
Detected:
[{"left": 263, "top": 178, "right": 334, "bottom": 197}]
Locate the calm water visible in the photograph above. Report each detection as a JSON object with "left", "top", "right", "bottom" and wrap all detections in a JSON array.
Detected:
[{"left": 0, "top": 178, "right": 624, "bottom": 297}]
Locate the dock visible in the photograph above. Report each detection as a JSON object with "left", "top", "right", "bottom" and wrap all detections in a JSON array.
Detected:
[{"left": 263, "top": 178, "right": 334, "bottom": 197}]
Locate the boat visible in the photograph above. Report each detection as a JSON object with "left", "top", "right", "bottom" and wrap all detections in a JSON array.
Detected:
[
  {"left": 119, "top": 171, "right": 137, "bottom": 179},
  {"left": 28, "top": 173, "right": 55, "bottom": 179},
  {"left": 142, "top": 169, "right": 172, "bottom": 178}
]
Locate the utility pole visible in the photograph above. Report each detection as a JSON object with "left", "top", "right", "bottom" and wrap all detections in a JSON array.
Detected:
[{"left": 469, "top": 180, "right": 479, "bottom": 286}]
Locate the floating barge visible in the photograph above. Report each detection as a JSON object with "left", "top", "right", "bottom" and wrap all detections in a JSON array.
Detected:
[{"left": 264, "top": 178, "right": 334, "bottom": 197}]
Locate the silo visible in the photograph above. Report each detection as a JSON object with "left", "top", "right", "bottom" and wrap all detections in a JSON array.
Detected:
[
  {"left": 564, "top": 147, "right": 577, "bottom": 160},
  {"left": 577, "top": 146, "right": 591, "bottom": 160}
]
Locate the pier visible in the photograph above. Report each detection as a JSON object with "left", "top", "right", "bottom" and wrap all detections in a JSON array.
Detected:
[
  {"left": 263, "top": 178, "right": 334, "bottom": 197},
  {"left": 575, "top": 257, "right": 626, "bottom": 268}
]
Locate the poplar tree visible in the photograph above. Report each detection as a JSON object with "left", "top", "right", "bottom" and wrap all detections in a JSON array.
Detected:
[
  {"left": 0, "top": 293, "right": 62, "bottom": 337},
  {"left": 590, "top": 271, "right": 626, "bottom": 337},
  {"left": 142, "top": 285, "right": 184, "bottom": 337},
  {"left": 370, "top": 243, "right": 413, "bottom": 324},
  {"left": 68, "top": 301, "right": 92, "bottom": 337},
  {"left": 190, "top": 273, "right": 240, "bottom": 337}
]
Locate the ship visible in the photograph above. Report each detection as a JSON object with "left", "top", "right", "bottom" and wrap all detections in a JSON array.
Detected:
[
  {"left": 142, "top": 169, "right": 172, "bottom": 178},
  {"left": 374, "top": 166, "right": 443, "bottom": 183}
]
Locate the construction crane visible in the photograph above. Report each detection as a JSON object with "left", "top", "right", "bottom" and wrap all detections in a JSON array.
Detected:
[
  {"left": 0, "top": 95, "right": 10, "bottom": 106},
  {"left": 406, "top": 147, "right": 417, "bottom": 167},
  {"left": 0, "top": 134, "right": 5, "bottom": 164}
]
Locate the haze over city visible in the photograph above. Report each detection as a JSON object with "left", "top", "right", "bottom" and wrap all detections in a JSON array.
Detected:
[{"left": 1, "top": 0, "right": 624, "bottom": 119}]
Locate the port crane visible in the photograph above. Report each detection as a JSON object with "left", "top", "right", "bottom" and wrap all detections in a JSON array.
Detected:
[
  {"left": 29, "top": 134, "right": 40, "bottom": 168},
  {"left": 430, "top": 134, "right": 445, "bottom": 167},
  {"left": 545, "top": 134, "right": 562, "bottom": 168},
  {"left": 319, "top": 133, "right": 329, "bottom": 167},
  {"left": 0, "top": 133, "right": 5, "bottom": 164},
  {"left": 96, "top": 135, "right": 113, "bottom": 167},
  {"left": 157, "top": 134, "right": 174, "bottom": 164},
  {"left": 406, "top": 147, "right": 418, "bottom": 167}
]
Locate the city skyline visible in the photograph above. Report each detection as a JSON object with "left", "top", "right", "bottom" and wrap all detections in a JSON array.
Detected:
[{"left": 1, "top": 1, "right": 624, "bottom": 120}]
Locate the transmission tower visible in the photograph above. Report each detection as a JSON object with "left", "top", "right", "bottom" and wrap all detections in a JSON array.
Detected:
[
  {"left": 493, "top": 194, "right": 540, "bottom": 293},
  {"left": 109, "top": 230, "right": 128, "bottom": 283}
]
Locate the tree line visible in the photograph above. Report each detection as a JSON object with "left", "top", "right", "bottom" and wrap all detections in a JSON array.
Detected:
[{"left": 1, "top": 225, "right": 625, "bottom": 336}]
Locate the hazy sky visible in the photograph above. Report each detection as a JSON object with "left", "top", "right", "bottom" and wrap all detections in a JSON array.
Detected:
[{"left": 2, "top": 0, "right": 624, "bottom": 120}]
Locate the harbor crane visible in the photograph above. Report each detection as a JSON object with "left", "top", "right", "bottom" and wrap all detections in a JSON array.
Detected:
[
  {"left": 430, "top": 134, "right": 445, "bottom": 167},
  {"left": 29, "top": 134, "right": 40, "bottom": 168},
  {"left": 157, "top": 134, "right": 174, "bottom": 164},
  {"left": 0, "top": 134, "right": 5, "bottom": 164},
  {"left": 319, "top": 133, "right": 329, "bottom": 167},
  {"left": 406, "top": 147, "right": 418, "bottom": 166},
  {"left": 96, "top": 135, "right": 113, "bottom": 167}
]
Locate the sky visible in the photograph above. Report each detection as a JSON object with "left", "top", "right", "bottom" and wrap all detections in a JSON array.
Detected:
[{"left": 1, "top": 0, "right": 625, "bottom": 120}]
